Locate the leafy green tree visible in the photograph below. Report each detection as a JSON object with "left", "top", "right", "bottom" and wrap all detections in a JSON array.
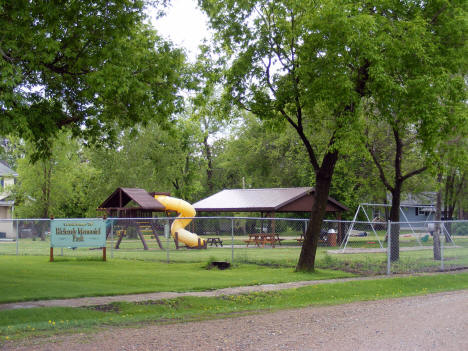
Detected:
[
  {"left": 15, "top": 119, "right": 208, "bottom": 219},
  {"left": 363, "top": 116, "right": 437, "bottom": 259},
  {"left": 13, "top": 133, "right": 96, "bottom": 218},
  {"left": 200, "top": 0, "right": 467, "bottom": 269},
  {"left": 200, "top": 0, "right": 375, "bottom": 271},
  {"left": 213, "top": 113, "right": 379, "bottom": 219},
  {"left": 0, "top": 137, "right": 25, "bottom": 170},
  {"left": 360, "top": 0, "right": 467, "bottom": 260},
  {"left": 86, "top": 119, "right": 205, "bottom": 208},
  {"left": 0, "top": 1, "right": 185, "bottom": 160},
  {"left": 212, "top": 114, "right": 311, "bottom": 189},
  {"left": 329, "top": 150, "right": 388, "bottom": 219},
  {"left": 189, "top": 49, "right": 243, "bottom": 197}
]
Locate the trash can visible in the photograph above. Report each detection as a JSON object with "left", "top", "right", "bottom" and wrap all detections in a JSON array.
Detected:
[{"left": 327, "top": 229, "right": 337, "bottom": 247}]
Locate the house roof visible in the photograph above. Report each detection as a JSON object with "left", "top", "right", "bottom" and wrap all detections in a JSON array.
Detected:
[
  {"left": 0, "top": 200, "right": 14, "bottom": 207},
  {"left": 0, "top": 162, "right": 17, "bottom": 177},
  {"left": 387, "top": 192, "right": 437, "bottom": 207},
  {"left": 193, "top": 187, "right": 349, "bottom": 213},
  {"left": 98, "top": 188, "right": 165, "bottom": 211}
]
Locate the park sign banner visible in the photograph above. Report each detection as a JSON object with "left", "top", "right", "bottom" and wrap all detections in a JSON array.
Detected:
[{"left": 50, "top": 219, "right": 106, "bottom": 248}]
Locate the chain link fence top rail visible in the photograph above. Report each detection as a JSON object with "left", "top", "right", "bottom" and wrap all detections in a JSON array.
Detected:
[{"left": 1, "top": 217, "right": 467, "bottom": 276}]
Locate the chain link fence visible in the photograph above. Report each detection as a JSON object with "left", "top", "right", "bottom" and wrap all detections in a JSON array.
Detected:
[
  {"left": 386, "top": 221, "right": 468, "bottom": 274},
  {"left": 1, "top": 217, "right": 467, "bottom": 276}
]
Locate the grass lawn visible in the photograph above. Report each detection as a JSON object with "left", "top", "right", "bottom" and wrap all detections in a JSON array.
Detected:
[
  {"left": 1, "top": 272, "right": 468, "bottom": 342},
  {"left": 2, "top": 235, "right": 468, "bottom": 277},
  {"left": 0, "top": 256, "right": 354, "bottom": 303}
]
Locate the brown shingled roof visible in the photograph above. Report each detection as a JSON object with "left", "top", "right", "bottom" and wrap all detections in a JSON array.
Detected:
[{"left": 98, "top": 188, "right": 165, "bottom": 211}]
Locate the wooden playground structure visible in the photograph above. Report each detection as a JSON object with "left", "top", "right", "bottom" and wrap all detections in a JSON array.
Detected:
[{"left": 98, "top": 188, "right": 207, "bottom": 250}]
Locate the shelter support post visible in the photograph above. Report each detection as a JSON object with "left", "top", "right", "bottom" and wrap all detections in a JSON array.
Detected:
[{"left": 268, "top": 212, "right": 276, "bottom": 236}]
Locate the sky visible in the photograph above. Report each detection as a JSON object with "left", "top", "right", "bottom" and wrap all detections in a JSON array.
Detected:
[{"left": 146, "top": 0, "right": 212, "bottom": 61}]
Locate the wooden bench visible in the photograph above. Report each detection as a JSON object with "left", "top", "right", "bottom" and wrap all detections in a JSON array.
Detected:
[
  {"left": 244, "top": 234, "right": 283, "bottom": 248},
  {"left": 206, "top": 237, "right": 223, "bottom": 247}
]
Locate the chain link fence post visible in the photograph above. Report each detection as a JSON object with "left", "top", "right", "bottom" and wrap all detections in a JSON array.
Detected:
[
  {"left": 440, "top": 222, "right": 444, "bottom": 271},
  {"left": 165, "top": 220, "right": 170, "bottom": 264},
  {"left": 387, "top": 220, "right": 391, "bottom": 275},
  {"left": 15, "top": 219, "right": 19, "bottom": 256},
  {"left": 231, "top": 218, "right": 234, "bottom": 264},
  {"left": 110, "top": 219, "right": 114, "bottom": 259}
]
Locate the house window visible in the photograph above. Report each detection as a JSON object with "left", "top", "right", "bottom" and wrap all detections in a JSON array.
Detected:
[
  {"left": 0, "top": 178, "right": 3, "bottom": 189},
  {"left": 415, "top": 207, "right": 419, "bottom": 216}
]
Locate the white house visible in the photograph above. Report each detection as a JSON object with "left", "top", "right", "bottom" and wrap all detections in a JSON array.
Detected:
[{"left": 0, "top": 161, "right": 17, "bottom": 239}]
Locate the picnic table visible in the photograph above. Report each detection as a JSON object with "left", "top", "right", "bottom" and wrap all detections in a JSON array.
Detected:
[
  {"left": 206, "top": 237, "right": 223, "bottom": 247},
  {"left": 244, "top": 233, "right": 284, "bottom": 248}
]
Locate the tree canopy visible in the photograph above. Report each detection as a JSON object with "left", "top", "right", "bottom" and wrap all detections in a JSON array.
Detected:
[
  {"left": 199, "top": 0, "right": 468, "bottom": 269},
  {"left": 0, "top": 0, "right": 185, "bottom": 159},
  {"left": 3, "top": 1, "right": 467, "bottom": 270}
]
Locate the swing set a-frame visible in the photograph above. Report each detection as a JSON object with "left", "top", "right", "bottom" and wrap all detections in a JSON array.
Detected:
[{"left": 340, "top": 203, "right": 455, "bottom": 252}]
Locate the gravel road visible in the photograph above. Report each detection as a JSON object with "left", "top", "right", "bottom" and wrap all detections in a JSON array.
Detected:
[{"left": 4, "top": 289, "right": 468, "bottom": 351}]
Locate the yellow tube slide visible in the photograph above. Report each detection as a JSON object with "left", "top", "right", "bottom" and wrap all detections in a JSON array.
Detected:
[{"left": 154, "top": 195, "right": 205, "bottom": 247}]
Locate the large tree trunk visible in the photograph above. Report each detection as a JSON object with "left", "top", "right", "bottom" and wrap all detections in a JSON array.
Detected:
[
  {"left": 296, "top": 151, "right": 338, "bottom": 272},
  {"left": 369, "top": 126, "right": 426, "bottom": 262}
]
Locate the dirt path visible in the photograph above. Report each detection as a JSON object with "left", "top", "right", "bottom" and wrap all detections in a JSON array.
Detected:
[
  {"left": 0, "top": 275, "right": 387, "bottom": 311},
  {"left": 4, "top": 289, "right": 468, "bottom": 351},
  {"left": 4, "top": 269, "right": 468, "bottom": 311}
]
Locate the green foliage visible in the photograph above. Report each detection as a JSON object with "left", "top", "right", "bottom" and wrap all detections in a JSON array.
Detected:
[
  {"left": 0, "top": 137, "right": 24, "bottom": 170},
  {"left": 13, "top": 132, "right": 98, "bottom": 218},
  {"left": 85, "top": 119, "right": 206, "bottom": 205},
  {"left": 3, "top": 0, "right": 467, "bottom": 226},
  {"left": 12, "top": 116, "right": 212, "bottom": 218},
  {"left": 212, "top": 114, "right": 313, "bottom": 190},
  {"left": 0, "top": 1, "right": 186, "bottom": 160},
  {"left": 358, "top": 0, "right": 468, "bottom": 223},
  {"left": 199, "top": 0, "right": 368, "bottom": 159}
]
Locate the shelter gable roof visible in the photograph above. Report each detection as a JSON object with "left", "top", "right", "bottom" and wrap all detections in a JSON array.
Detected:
[
  {"left": 193, "top": 187, "right": 348, "bottom": 212},
  {"left": 98, "top": 187, "right": 165, "bottom": 211}
]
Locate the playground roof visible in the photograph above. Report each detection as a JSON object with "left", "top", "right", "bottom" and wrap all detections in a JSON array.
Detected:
[
  {"left": 98, "top": 187, "right": 166, "bottom": 211},
  {"left": 193, "top": 187, "right": 348, "bottom": 213}
]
